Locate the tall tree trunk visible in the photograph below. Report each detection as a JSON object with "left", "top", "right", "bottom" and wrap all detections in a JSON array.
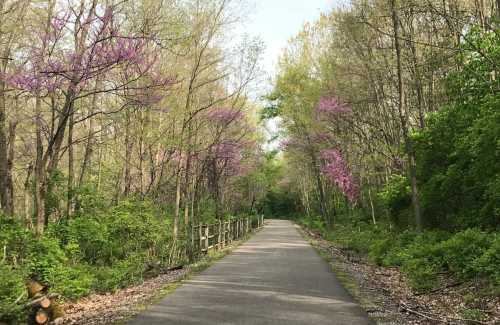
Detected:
[
  {"left": 0, "top": 58, "right": 13, "bottom": 216},
  {"left": 34, "top": 97, "right": 46, "bottom": 235},
  {"left": 79, "top": 84, "right": 99, "bottom": 188},
  {"left": 123, "top": 111, "right": 132, "bottom": 196},
  {"left": 309, "top": 149, "right": 331, "bottom": 227},
  {"left": 6, "top": 120, "right": 16, "bottom": 216},
  {"left": 66, "top": 111, "right": 74, "bottom": 217},
  {"left": 173, "top": 163, "right": 182, "bottom": 239},
  {"left": 391, "top": 0, "right": 423, "bottom": 231},
  {"left": 24, "top": 163, "right": 33, "bottom": 228}
]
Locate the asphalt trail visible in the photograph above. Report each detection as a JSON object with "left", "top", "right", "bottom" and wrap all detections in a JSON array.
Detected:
[{"left": 128, "top": 219, "right": 373, "bottom": 324}]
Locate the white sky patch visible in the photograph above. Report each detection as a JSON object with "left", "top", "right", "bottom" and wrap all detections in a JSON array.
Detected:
[{"left": 231, "top": 1, "right": 342, "bottom": 150}]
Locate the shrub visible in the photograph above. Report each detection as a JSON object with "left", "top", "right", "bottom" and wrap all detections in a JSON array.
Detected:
[
  {"left": 63, "top": 217, "right": 110, "bottom": 265},
  {"left": 474, "top": 235, "right": 500, "bottom": 287},
  {"left": 368, "top": 238, "right": 394, "bottom": 265},
  {"left": 92, "top": 253, "right": 148, "bottom": 293},
  {"left": 401, "top": 257, "right": 439, "bottom": 292},
  {"left": 49, "top": 264, "right": 96, "bottom": 300},
  {"left": 378, "top": 175, "right": 414, "bottom": 228},
  {"left": 0, "top": 261, "right": 27, "bottom": 323},
  {"left": 439, "top": 229, "right": 491, "bottom": 279},
  {"left": 26, "top": 235, "right": 68, "bottom": 285},
  {"left": 0, "top": 217, "right": 35, "bottom": 265}
]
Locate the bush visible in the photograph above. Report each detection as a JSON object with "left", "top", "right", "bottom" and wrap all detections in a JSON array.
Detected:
[
  {"left": 26, "top": 235, "right": 68, "bottom": 284},
  {"left": 324, "top": 220, "right": 500, "bottom": 293},
  {"left": 50, "top": 264, "right": 96, "bottom": 300},
  {"left": 474, "top": 235, "right": 500, "bottom": 287},
  {"left": 401, "top": 257, "right": 439, "bottom": 292},
  {"left": 377, "top": 175, "right": 412, "bottom": 227},
  {"left": 62, "top": 217, "right": 111, "bottom": 265},
  {"left": 92, "top": 253, "right": 148, "bottom": 293},
  {"left": 0, "top": 261, "right": 27, "bottom": 323},
  {"left": 0, "top": 217, "right": 35, "bottom": 265},
  {"left": 439, "top": 229, "right": 491, "bottom": 279}
]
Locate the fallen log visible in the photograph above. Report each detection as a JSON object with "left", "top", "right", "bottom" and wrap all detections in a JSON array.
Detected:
[
  {"left": 25, "top": 294, "right": 59, "bottom": 309},
  {"left": 35, "top": 309, "right": 49, "bottom": 325},
  {"left": 167, "top": 265, "right": 184, "bottom": 272},
  {"left": 27, "top": 280, "right": 45, "bottom": 297}
]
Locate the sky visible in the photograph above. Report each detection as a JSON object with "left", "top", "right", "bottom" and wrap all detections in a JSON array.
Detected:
[
  {"left": 243, "top": 0, "right": 338, "bottom": 80},
  {"left": 233, "top": 0, "right": 342, "bottom": 150}
]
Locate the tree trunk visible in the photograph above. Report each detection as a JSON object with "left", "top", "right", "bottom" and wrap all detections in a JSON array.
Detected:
[
  {"left": 0, "top": 59, "right": 12, "bottom": 216},
  {"left": 24, "top": 163, "right": 33, "bottom": 228},
  {"left": 34, "top": 97, "right": 46, "bottom": 235},
  {"left": 173, "top": 163, "right": 182, "bottom": 239},
  {"left": 6, "top": 120, "right": 16, "bottom": 216},
  {"left": 66, "top": 111, "right": 74, "bottom": 217},
  {"left": 391, "top": 0, "right": 423, "bottom": 231},
  {"left": 307, "top": 143, "right": 331, "bottom": 227},
  {"left": 78, "top": 88, "right": 98, "bottom": 188},
  {"left": 123, "top": 111, "right": 132, "bottom": 196}
]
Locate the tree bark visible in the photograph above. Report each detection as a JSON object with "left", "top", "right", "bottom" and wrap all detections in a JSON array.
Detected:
[
  {"left": 0, "top": 54, "right": 13, "bottom": 216},
  {"left": 34, "top": 96, "right": 46, "bottom": 235},
  {"left": 391, "top": 0, "right": 423, "bottom": 231},
  {"left": 66, "top": 111, "right": 74, "bottom": 217}
]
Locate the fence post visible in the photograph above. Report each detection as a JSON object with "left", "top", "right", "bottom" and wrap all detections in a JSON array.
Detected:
[
  {"left": 198, "top": 225, "right": 202, "bottom": 253},
  {"left": 204, "top": 224, "right": 209, "bottom": 252},
  {"left": 217, "top": 220, "right": 222, "bottom": 249},
  {"left": 190, "top": 224, "right": 194, "bottom": 260},
  {"left": 221, "top": 221, "right": 225, "bottom": 248}
]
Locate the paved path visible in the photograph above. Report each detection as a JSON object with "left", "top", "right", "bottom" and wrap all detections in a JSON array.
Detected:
[{"left": 129, "top": 219, "right": 373, "bottom": 324}]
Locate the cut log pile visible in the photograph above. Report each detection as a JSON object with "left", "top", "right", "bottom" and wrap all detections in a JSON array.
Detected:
[{"left": 25, "top": 280, "right": 62, "bottom": 325}]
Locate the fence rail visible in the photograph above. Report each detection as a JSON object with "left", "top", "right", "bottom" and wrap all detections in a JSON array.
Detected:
[{"left": 191, "top": 215, "right": 264, "bottom": 254}]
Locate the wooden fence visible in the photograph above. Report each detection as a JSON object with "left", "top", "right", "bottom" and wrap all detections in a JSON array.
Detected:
[{"left": 191, "top": 215, "right": 264, "bottom": 254}]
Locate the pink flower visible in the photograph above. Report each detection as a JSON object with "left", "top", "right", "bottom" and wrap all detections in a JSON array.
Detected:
[
  {"left": 211, "top": 140, "right": 244, "bottom": 176},
  {"left": 316, "top": 96, "right": 352, "bottom": 116},
  {"left": 206, "top": 107, "right": 243, "bottom": 123},
  {"left": 320, "top": 149, "right": 359, "bottom": 203}
]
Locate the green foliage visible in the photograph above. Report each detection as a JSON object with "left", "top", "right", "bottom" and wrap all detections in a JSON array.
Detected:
[
  {"left": 474, "top": 235, "right": 500, "bottom": 287},
  {"left": 49, "top": 264, "right": 96, "bottom": 300},
  {"left": 0, "top": 261, "right": 27, "bottom": 322},
  {"left": 74, "top": 184, "right": 107, "bottom": 216},
  {"left": 439, "top": 229, "right": 491, "bottom": 279},
  {"left": 401, "top": 257, "right": 440, "bottom": 292},
  {"left": 27, "top": 235, "right": 68, "bottom": 284},
  {"left": 377, "top": 175, "right": 412, "bottom": 227},
  {"left": 413, "top": 29, "right": 500, "bottom": 230},
  {"left": 0, "top": 217, "right": 35, "bottom": 265},
  {"left": 45, "top": 169, "right": 67, "bottom": 217},
  {"left": 460, "top": 308, "right": 487, "bottom": 322},
  {"left": 0, "top": 198, "right": 178, "bottom": 317},
  {"left": 57, "top": 217, "right": 110, "bottom": 264},
  {"left": 92, "top": 253, "right": 148, "bottom": 293},
  {"left": 318, "top": 218, "right": 499, "bottom": 293}
]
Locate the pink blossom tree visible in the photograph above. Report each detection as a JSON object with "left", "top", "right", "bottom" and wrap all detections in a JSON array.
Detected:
[
  {"left": 206, "top": 107, "right": 244, "bottom": 124},
  {"left": 316, "top": 96, "right": 352, "bottom": 116},
  {"left": 320, "top": 149, "right": 359, "bottom": 204},
  {"left": 4, "top": 2, "right": 172, "bottom": 234}
]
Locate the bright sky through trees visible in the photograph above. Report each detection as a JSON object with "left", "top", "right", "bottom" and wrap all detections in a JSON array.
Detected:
[{"left": 245, "top": 0, "right": 338, "bottom": 80}]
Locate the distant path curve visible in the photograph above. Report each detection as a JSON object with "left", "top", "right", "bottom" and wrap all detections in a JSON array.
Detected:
[{"left": 128, "top": 219, "right": 374, "bottom": 324}]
